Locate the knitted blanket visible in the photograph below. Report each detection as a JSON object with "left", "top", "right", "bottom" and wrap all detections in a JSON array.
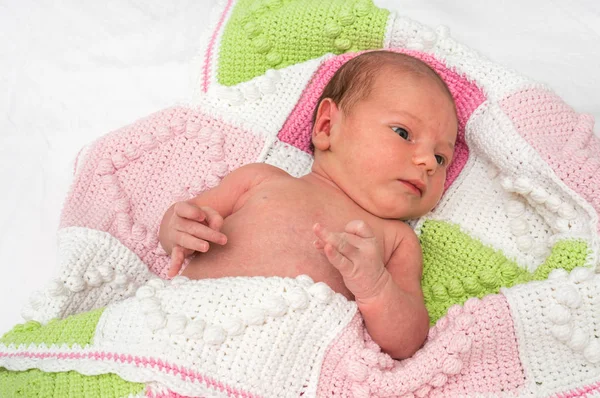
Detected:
[{"left": 2, "top": 0, "right": 600, "bottom": 396}]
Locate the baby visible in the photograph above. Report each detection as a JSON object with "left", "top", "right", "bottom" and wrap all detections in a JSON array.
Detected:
[{"left": 159, "top": 51, "right": 458, "bottom": 359}]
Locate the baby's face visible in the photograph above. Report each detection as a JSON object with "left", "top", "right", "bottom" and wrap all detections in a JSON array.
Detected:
[{"left": 327, "top": 67, "right": 458, "bottom": 220}]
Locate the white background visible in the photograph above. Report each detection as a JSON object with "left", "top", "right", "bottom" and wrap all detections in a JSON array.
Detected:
[{"left": 1, "top": 0, "right": 599, "bottom": 335}]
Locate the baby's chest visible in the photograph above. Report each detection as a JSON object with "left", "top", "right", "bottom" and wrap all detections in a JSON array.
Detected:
[
  {"left": 242, "top": 186, "right": 360, "bottom": 226},
  {"left": 236, "top": 187, "right": 396, "bottom": 259}
]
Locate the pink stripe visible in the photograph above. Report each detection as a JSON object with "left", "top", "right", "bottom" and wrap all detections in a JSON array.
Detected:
[
  {"left": 146, "top": 389, "right": 193, "bottom": 398},
  {"left": 0, "top": 350, "right": 260, "bottom": 398},
  {"left": 202, "top": 0, "right": 235, "bottom": 93},
  {"left": 552, "top": 381, "right": 600, "bottom": 398},
  {"left": 277, "top": 49, "right": 486, "bottom": 191}
]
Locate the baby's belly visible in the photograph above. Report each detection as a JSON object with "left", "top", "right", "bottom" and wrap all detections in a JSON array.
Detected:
[{"left": 180, "top": 226, "right": 352, "bottom": 299}]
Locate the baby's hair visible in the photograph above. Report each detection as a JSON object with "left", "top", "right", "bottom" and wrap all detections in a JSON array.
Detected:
[{"left": 311, "top": 51, "right": 455, "bottom": 138}]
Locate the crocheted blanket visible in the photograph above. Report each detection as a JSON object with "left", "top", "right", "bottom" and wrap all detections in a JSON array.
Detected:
[{"left": 2, "top": 0, "right": 600, "bottom": 396}]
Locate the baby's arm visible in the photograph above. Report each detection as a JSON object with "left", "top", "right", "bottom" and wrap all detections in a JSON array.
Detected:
[
  {"left": 358, "top": 227, "right": 429, "bottom": 359},
  {"left": 159, "top": 163, "right": 278, "bottom": 277},
  {"left": 313, "top": 221, "right": 429, "bottom": 359}
]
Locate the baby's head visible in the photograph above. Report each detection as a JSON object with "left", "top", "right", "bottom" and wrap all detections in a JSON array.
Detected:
[{"left": 311, "top": 51, "right": 458, "bottom": 220}]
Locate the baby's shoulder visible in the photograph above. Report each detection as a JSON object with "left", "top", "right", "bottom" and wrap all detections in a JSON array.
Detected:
[
  {"left": 221, "top": 163, "right": 293, "bottom": 192},
  {"left": 383, "top": 220, "right": 422, "bottom": 271},
  {"left": 226, "top": 163, "right": 291, "bottom": 186},
  {"left": 385, "top": 218, "right": 415, "bottom": 235},
  {"left": 232, "top": 163, "right": 290, "bottom": 178},
  {"left": 383, "top": 219, "right": 419, "bottom": 249}
]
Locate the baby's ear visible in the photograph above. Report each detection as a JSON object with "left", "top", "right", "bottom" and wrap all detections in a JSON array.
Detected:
[{"left": 312, "top": 98, "right": 340, "bottom": 151}]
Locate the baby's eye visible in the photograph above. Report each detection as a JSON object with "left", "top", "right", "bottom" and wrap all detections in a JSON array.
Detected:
[
  {"left": 435, "top": 154, "right": 446, "bottom": 166},
  {"left": 392, "top": 127, "right": 409, "bottom": 140}
]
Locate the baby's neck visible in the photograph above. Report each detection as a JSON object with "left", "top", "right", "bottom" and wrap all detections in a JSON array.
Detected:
[{"left": 301, "top": 168, "right": 344, "bottom": 192}]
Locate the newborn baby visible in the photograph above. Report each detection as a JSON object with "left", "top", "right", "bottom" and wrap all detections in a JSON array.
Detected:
[{"left": 159, "top": 50, "right": 458, "bottom": 359}]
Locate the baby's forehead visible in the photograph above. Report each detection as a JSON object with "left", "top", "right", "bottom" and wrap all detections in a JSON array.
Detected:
[
  {"left": 356, "top": 56, "right": 455, "bottom": 105},
  {"left": 368, "top": 63, "right": 458, "bottom": 113},
  {"left": 379, "top": 61, "right": 454, "bottom": 97}
]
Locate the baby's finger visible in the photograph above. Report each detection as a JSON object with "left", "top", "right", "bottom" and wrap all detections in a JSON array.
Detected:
[
  {"left": 168, "top": 246, "right": 185, "bottom": 278},
  {"left": 200, "top": 206, "right": 225, "bottom": 232},
  {"left": 175, "top": 231, "right": 211, "bottom": 253},
  {"left": 176, "top": 219, "right": 227, "bottom": 245},
  {"left": 313, "top": 223, "right": 359, "bottom": 258},
  {"left": 323, "top": 243, "right": 354, "bottom": 275},
  {"left": 174, "top": 201, "right": 206, "bottom": 222},
  {"left": 313, "top": 223, "right": 331, "bottom": 241},
  {"left": 313, "top": 238, "right": 326, "bottom": 249},
  {"left": 345, "top": 220, "right": 375, "bottom": 239}
]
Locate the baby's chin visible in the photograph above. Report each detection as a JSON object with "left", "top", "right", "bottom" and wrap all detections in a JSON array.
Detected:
[
  {"left": 389, "top": 206, "right": 435, "bottom": 221},
  {"left": 354, "top": 192, "right": 437, "bottom": 220},
  {"left": 395, "top": 213, "right": 427, "bottom": 221},
  {"left": 371, "top": 208, "right": 429, "bottom": 221}
]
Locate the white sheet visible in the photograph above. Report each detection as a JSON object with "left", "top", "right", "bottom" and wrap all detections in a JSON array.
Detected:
[{"left": 1, "top": 0, "right": 598, "bottom": 335}]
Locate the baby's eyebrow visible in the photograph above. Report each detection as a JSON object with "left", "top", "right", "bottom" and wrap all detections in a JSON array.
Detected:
[
  {"left": 393, "top": 110, "right": 422, "bottom": 123},
  {"left": 442, "top": 141, "right": 455, "bottom": 152}
]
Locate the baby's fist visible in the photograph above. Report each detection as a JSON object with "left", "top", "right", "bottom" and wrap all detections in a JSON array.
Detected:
[{"left": 313, "top": 220, "right": 387, "bottom": 300}]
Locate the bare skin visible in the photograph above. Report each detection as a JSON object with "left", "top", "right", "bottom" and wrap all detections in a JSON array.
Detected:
[{"left": 159, "top": 63, "right": 458, "bottom": 359}]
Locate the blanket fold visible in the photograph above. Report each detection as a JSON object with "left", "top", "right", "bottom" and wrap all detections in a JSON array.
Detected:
[
  {"left": 3, "top": 275, "right": 358, "bottom": 397},
  {"left": 4, "top": 264, "right": 600, "bottom": 396}
]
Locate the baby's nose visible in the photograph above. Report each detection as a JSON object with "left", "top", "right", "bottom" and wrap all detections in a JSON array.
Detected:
[{"left": 412, "top": 150, "right": 437, "bottom": 172}]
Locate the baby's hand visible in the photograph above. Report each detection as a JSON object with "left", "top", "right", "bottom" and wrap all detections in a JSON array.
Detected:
[
  {"left": 165, "top": 201, "right": 227, "bottom": 278},
  {"left": 313, "top": 220, "right": 388, "bottom": 301}
]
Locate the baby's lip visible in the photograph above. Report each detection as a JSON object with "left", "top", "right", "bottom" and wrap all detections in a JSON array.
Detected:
[{"left": 399, "top": 179, "right": 425, "bottom": 196}]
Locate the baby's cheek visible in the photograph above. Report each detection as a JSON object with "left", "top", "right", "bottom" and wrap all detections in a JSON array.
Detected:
[{"left": 428, "top": 178, "right": 446, "bottom": 206}]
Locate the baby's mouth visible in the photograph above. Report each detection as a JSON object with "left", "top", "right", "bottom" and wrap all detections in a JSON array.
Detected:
[{"left": 398, "top": 180, "right": 423, "bottom": 196}]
